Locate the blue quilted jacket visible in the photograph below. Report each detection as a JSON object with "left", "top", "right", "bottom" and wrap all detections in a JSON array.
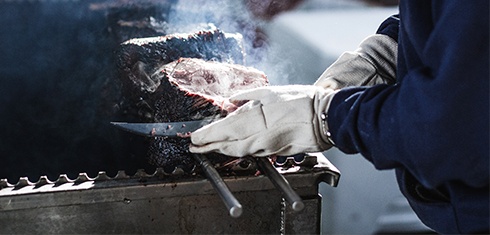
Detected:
[{"left": 327, "top": 1, "right": 489, "bottom": 233}]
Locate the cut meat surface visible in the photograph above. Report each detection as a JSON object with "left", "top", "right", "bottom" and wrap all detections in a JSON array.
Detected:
[{"left": 156, "top": 58, "right": 269, "bottom": 111}]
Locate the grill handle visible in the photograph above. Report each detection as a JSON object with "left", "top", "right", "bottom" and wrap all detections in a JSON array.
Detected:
[
  {"left": 193, "top": 154, "right": 243, "bottom": 218},
  {"left": 256, "top": 157, "right": 305, "bottom": 211}
]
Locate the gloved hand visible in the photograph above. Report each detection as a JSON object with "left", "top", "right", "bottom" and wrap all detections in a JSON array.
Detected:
[
  {"left": 314, "top": 34, "right": 398, "bottom": 90},
  {"left": 190, "top": 85, "right": 338, "bottom": 157}
]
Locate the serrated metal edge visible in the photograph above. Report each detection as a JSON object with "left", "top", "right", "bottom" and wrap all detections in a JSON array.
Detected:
[
  {"left": 0, "top": 162, "right": 252, "bottom": 190},
  {"left": 0, "top": 168, "right": 171, "bottom": 190},
  {"left": 0, "top": 154, "right": 322, "bottom": 191}
]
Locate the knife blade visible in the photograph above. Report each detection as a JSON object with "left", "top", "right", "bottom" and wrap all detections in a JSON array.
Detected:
[{"left": 110, "top": 119, "right": 217, "bottom": 137}]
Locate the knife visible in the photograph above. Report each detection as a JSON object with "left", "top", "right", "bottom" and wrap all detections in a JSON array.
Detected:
[{"left": 110, "top": 119, "right": 217, "bottom": 137}]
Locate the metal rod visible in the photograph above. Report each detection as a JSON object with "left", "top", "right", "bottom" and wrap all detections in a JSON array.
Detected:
[
  {"left": 256, "top": 157, "right": 305, "bottom": 212},
  {"left": 193, "top": 154, "right": 243, "bottom": 218}
]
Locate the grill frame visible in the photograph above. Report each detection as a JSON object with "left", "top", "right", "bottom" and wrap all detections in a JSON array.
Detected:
[{"left": 0, "top": 153, "right": 339, "bottom": 234}]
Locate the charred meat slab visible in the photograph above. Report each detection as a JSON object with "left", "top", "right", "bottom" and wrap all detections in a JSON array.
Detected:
[
  {"left": 116, "top": 29, "right": 268, "bottom": 173},
  {"left": 117, "top": 26, "right": 245, "bottom": 86},
  {"left": 116, "top": 27, "right": 246, "bottom": 122},
  {"left": 146, "top": 58, "right": 268, "bottom": 172}
]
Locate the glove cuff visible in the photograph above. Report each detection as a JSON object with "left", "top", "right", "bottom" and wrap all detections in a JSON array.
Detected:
[
  {"left": 314, "top": 34, "right": 397, "bottom": 90},
  {"left": 320, "top": 112, "right": 335, "bottom": 146},
  {"left": 313, "top": 89, "right": 339, "bottom": 149},
  {"left": 356, "top": 34, "right": 398, "bottom": 82}
]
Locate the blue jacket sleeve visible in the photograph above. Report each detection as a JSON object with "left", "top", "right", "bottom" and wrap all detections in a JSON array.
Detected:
[
  {"left": 376, "top": 14, "right": 399, "bottom": 42},
  {"left": 327, "top": 1, "right": 489, "bottom": 189}
]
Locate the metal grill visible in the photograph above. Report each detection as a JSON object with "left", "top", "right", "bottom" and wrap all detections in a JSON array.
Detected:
[{"left": 0, "top": 153, "right": 339, "bottom": 234}]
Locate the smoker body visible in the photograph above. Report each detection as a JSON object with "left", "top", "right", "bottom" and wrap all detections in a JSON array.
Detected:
[{"left": 0, "top": 153, "right": 339, "bottom": 234}]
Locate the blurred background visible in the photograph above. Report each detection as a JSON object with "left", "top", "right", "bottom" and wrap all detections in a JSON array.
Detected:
[{"left": 0, "top": 0, "right": 432, "bottom": 233}]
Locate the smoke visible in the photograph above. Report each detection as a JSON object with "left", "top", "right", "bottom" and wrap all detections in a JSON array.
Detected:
[
  {"left": 0, "top": 0, "right": 295, "bottom": 182},
  {"left": 164, "top": 0, "right": 290, "bottom": 85}
]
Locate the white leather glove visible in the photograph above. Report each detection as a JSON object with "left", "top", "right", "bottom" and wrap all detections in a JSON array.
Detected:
[
  {"left": 314, "top": 34, "right": 398, "bottom": 90},
  {"left": 190, "top": 85, "right": 338, "bottom": 157}
]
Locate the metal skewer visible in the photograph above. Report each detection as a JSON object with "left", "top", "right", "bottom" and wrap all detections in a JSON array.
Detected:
[
  {"left": 256, "top": 157, "right": 305, "bottom": 212},
  {"left": 193, "top": 154, "right": 243, "bottom": 218}
]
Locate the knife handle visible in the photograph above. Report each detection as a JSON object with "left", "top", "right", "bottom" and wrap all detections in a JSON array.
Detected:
[{"left": 193, "top": 154, "right": 243, "bottom": 218}]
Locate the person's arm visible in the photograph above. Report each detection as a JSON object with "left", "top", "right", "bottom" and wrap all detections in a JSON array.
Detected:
[
  {"left": 327, "top": 2, "right": 489, "bottom": 189},
  {"left": 188, "top": 17, "right": 399, "bottom": 158},
  {"left": 314, "top": 15, "right": 399, "bottom": 90}
]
